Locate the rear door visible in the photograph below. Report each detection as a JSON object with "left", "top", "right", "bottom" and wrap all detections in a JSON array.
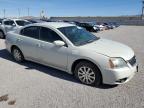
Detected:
[{"left": 17, "top": 26, "right": 41, "bottom": 62}]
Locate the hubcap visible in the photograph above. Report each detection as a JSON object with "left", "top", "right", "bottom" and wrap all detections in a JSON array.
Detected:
[
  {"left": 13, "top": 49, "right": 22, "bottom": 61},
  {"left": 78, "top": 66, "right": 95, "bottom": 84}
]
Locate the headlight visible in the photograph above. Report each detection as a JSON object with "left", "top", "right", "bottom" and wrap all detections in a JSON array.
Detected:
[{"left": 109, "top": 58, "right": 128, "bottom": 69}]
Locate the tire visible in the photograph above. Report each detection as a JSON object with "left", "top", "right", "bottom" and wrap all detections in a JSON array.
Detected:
[
  {"left": 74, "top": 61, "right": 102, "bottom": 86},
  {"left": 0, "top": 30, "right": 5, "bottom": 39},
  {"left": 12, "top": 47, "right": 24, "bottom": 62}
]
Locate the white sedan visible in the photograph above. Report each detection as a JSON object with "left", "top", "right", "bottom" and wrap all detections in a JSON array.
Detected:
[
  {"left": 5, "top": 22, "right": 138, "bottom": 86},
  {"left": 0, "top": 19, "right": 31, "bottom": 39}
]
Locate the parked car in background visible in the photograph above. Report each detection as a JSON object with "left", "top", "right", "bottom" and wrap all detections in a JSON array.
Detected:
[
  {"left": 103, "top": 23, "right": 114, "bottom": 29},
  {"left": 95, "top": 23, "right": 107, "bottom": 31},
  {"left": 77, "top": 22, "right": 99, "bottom": 32},
  {"left": 0, "top": 19, "right": 31, "bottom": 39},
  {"left": 109, "top": 22, "right": 120, "bottom": 28},
  {"left": 25, "top": 19, "right": 46, "bottom": 24},
  {"left": 5, "top": 22, "right": 138, "bottom": 86},
  {"left": 40, "top": 19, "right": 52, "bottom": 22},
  {"left": 59, "top": 20, "right": 76, "bottom": 25},
  {"left": 86, "top": 22, "right": 101, "bottom": 31}
]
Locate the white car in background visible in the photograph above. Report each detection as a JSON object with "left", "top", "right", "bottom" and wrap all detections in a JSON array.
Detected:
[
  {"left": 0, "top": 19, "right": 31, "bottom": 39},
  {"left": 95, "top": 24, "right": 106, "bottom": 31},
  {"left": 5, "top": 22, "right": 138, "bottom": 86}
]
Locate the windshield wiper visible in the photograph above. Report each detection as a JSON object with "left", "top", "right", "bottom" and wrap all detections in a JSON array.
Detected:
[
  {"left": 76, "top": 39, "right": 95, "bottom": 46},
  {"left": 75, "top": 37, "right": 100, "bottom": 46}
]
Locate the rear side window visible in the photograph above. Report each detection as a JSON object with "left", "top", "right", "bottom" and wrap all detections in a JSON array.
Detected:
[
  {"left": 40, "top": 27, "right": 63, "bottom": 43},
  {"left": 21, "top": 26, "right": 39, "bottom": 39}
]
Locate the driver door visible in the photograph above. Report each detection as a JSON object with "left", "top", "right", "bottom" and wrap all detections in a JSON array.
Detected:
[
  {"left": 4, "top": 20, "right": 16, "bottom": 33},
  {"left": 38, "top": 27, "right": 69, "bottom": 70}
]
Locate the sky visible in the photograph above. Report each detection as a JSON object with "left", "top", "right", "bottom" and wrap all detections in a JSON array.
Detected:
[{"left": 0, "top": 0, "right": 142, "bottom": 17}]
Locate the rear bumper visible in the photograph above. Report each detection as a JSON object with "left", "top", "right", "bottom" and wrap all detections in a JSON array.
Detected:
[{"left": 102, "top": 65, "right": 138, "bottom": 85}]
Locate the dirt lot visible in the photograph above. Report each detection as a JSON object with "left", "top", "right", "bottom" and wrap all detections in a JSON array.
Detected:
[{"left": 0, "top": 26, "right": 144, "bottom": 108}]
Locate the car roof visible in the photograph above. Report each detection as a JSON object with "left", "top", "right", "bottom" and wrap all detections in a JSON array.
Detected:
[
  {"left": 32, "top": 22, "right": 75, "bottom": 28},
  {"left": 3, "top": 19, "right": 27, "bottom": 21}
]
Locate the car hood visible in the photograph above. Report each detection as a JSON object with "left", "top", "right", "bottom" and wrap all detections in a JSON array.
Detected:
[{"left": 79, "top": 38, "right": 134, "bottom": 60}]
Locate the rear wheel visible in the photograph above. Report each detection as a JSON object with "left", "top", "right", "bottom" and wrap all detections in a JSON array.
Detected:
[
  {"left": 0, "top": 31, "right": 5, "bottom": 39},
  {"left": 12, "top": 47, "right": 24, "bottom": 62},
  {"left": 74, "top": 61, "right": 102, "bottom": 86}
]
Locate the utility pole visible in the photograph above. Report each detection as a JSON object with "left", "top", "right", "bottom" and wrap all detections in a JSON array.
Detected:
[
  {"left": 142, "top": 0, "right": 144, "bottom": 20},
  {"left": 28, "top": 8, "right": 29, "bottom": 16},
  {"left": 18, "top": 8, "right": 20, "bottom": 18},
  {"left": 3, "top": 9, "right": 5, "bottom": 18}
]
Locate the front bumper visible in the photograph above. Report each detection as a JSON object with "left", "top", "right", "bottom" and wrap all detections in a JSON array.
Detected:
[{"left": 102, "top": 65, "right": 138, "bottom": 85}]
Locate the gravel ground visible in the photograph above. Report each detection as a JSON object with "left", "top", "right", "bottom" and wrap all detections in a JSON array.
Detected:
[{"left": 0, "top": 26, "right": 144, "bottom": 108}]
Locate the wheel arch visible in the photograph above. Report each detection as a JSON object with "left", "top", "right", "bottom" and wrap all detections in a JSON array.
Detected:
[
  {"left": 0, "top": 29, "right": 5, "bottom": 37},
  {"left": 11, "top": 45, "right": 23, "bottom": 55},
  {"left": 0, "top": 29, "right": 4, "bottom": 32},
  {"left": 71, "top": 59, "right": 103, "bottom": 81}
]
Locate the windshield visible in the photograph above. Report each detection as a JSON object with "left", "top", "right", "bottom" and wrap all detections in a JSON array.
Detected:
[
  {"left": 58, "top": 26, "right": 99, "bottom": 46},
  {"left": 16, "top": 20, "right": 31, "bottom": 26}
]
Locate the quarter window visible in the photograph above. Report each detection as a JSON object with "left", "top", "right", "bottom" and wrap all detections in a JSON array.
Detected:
[
  {"left": 21, "top": 26, "right": 39, "bottom": 39},
  {"left": 40, "top": 27, "right": 63, "bottom": 43}
]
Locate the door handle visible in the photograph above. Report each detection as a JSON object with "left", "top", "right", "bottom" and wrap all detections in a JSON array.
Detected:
[
  {"left": 36, "top": 43, "right": 45, "bottom": 48},
  {"left": 36, "top": 43, "right": 41, "bottom": 47}
]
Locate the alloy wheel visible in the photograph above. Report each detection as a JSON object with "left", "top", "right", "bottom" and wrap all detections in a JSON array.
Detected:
[
  {"left": 78, "top": 66, "right": 95, "bottom": 84},
  {"left": 13, "top": 49, "right": 22, "bottom": 62}
]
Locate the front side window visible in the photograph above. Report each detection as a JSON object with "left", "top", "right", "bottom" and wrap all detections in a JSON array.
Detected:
[
  {"left": 21, "top": 26, "right": 39, "bottom": 39},
  {"left": 9, "top": 21, "right": 15, "bottom": 25},
  {"left": 58, "top": 26, "right": 99, "bottom": 46},
  {"left": 40, "top": 27, "right": 63, "bottom": 43},
  {"left": 16, "top": 20, "right": 31, "bottom": 26}
]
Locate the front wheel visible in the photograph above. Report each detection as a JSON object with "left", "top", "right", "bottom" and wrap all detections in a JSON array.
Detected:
[
  {"left": 74, "top": 61, "right": 102, "bottom": 86},
  {"left": 12, "top": 47, "right": 24, "bottom": 62}
]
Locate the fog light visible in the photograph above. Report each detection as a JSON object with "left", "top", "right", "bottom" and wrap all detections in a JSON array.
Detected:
[{"left": 116, "top": 78, "right": 128, "bottom": 83}]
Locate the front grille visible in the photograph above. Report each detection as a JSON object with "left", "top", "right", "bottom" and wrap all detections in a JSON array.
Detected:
[{"left": 128, "top": 56, "right": 136, "bottom": 66}]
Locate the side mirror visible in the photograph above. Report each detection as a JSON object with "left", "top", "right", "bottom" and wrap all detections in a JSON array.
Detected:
[
  {"left": 53, "top": 40, "right": 65, "bottom": 47},
  {"left": 12, "top": 23, "right": 16, "bottom": 26}
]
